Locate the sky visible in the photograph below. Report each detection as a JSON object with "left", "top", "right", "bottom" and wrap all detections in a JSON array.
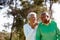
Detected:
[
  {"left": 0, "top": 6, "right": 14, "bottom": 32},
  {"left": 52, "top": 2, "right": 60, "bottom": 29},
  {"left": 0, "top": 0, "right": 21, "bottom": 33}
]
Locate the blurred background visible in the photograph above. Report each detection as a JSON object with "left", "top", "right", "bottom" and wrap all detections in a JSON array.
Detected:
[{"left": 0, "top": 0, "right": 60, "bottom": 40}]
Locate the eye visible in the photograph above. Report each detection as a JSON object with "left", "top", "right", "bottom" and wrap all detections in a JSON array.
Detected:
[{"left": 47, "top": 16, "right": 49, "bottom": 18}]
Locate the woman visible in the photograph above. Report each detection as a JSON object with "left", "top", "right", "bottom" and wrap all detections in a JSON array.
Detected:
[{"left": 23, "top": 12, "right": 38, "bottom": 40}]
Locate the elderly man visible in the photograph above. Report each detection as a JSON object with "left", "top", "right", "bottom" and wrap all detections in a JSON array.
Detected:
[
  {"left": 23, "top": 12, "right": 38, "bottom": 40},
  {"left": 36, "top": 12, "right": 60, "bottom": 40}
]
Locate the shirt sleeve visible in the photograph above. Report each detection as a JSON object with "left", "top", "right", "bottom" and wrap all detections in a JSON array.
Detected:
[
  {"left": 23, "top": 25, "right": 28, "bottom": 37},
  {"left": 54, "top": 21, "right": 60, "bottom": 40},
  {"left": 56, "top": 27, "right": 60, "bottom": 40},
  {"left": 23, "top": 24, "right": 34, "bottom": 39},
  {"left": 36, "top": 24, "right": 41, "bottom": 40}
]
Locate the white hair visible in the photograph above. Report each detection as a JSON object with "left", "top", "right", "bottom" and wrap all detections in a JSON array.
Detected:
[{"left": 27, "top": 12, "right": 37, "bottom": 20}]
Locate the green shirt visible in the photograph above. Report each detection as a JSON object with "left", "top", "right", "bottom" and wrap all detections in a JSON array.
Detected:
[{"left": 36, "top": 20, "right": 60, "bottom": 40}]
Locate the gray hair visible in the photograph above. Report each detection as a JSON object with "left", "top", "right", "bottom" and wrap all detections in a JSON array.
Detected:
[{"left": 27, "top": 12, "right": 37, "bottom": 20}]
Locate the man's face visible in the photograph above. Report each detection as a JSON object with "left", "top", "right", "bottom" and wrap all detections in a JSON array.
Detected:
[{"left": 40, "top": 13, "right": 50, "bottom": 23}]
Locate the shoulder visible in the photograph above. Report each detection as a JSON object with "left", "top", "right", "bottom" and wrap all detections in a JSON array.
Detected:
[
  {"left": 38, "top": 21, "right": 42, "bottom": 25},
  {"left": 37, "top": 22, "right": 42, "bottom": 28},
  {"left": 38, "top": 22, "right": 42, "bottom": 26},
  {"left": 23, "top": 23, "right": 29, "bottom": 28},
  {"left": 51, "top": 20, "right": 57, "bottom": 24},
  {"left": 51, "top": 20, "right": 57, "bottom": 26},
  {"left": 23, "top": 23, "right": 28, "bottom": 26}
]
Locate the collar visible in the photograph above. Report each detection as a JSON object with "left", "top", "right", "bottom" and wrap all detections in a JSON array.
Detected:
[
  {"left": 28, "top": 23, "right": 38, "bottom": 29},
  {"left": 42, "top": 19, "right": 51, "bottom": 25}
]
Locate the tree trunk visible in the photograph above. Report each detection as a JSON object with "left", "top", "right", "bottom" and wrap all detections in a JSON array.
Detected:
[
  {"left": 9, "top": 16, "right": 15, "bottom": 40},
  {"left": 49, "top": 0, "right": 53, "bottom": 18},
  {"left": 9, "top": 28, "right": 13, "bottom": 40}
]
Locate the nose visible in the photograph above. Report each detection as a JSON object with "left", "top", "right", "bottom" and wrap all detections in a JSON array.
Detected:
[
  {"left": 32, "top": 17, "right": 35, "bottom": 20},
  {"left": 46, "top": 16, "right": 47, "bottom": 19}
]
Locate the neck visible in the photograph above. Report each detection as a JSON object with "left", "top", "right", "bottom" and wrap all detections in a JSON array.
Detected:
[
  {"left": 43, "top": 20, "right": 50, "bottom": 24},
  {"left": 45, "top": 21, "right": 49, "bottom": 24},
  {"left": 29, "top": 23, "right": 38, "bottom": 29},
  {"left": 29, "top": 23, "right": 34, "bottom": 29}
]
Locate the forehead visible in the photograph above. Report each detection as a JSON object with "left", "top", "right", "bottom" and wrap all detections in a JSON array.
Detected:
[
  {"left": 31, "top": 14, "right": 35, "bottom": 16},
  {"left": 30, "top": 14, "right": 36, "bottom": 17}
]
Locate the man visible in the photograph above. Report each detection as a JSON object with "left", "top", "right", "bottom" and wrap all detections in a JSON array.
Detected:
[
  {"left": 23, "top": 12, "right": 38, "bottom": 40},
  {"left": 36, "top": 12, "right": 60, "bottom": 40}
]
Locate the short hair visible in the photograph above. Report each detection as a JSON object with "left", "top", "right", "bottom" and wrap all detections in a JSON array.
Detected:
[
  {"left": 27, "top": 12, "right": 37, "bottom": 20},
  {"left": 40, "top": 12, "right": 50, "bottom": 16}
]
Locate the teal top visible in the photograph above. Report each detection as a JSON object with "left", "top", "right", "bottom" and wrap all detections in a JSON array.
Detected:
[{"left": 36, "top": 20, "right": 60, "bottom": 40}]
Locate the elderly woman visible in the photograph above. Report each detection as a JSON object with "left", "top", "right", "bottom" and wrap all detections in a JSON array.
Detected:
[
  {"left": 23, "top": 12, "right": 38, "bottom": 40},
  {"left": 36, "top": 12, "right": 60, "bottom": 40}
]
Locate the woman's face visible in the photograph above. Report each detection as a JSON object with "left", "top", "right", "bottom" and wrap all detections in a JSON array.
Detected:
[{"left": 29, "top": 14, "right": 37, "bottom": 24}]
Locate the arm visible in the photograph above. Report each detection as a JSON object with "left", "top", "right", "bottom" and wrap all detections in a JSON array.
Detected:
[
  {"left": 23, "top": 24, "right": 35, "bottom": 39},
  {"left": 23, "top": 25, "right": 28, "bottom": 37},
  {"left": 36, "top": 25, "right": 41, "bottom": 40},
  {"left": 56, "top": 27, "right": 60, "bottom": 40},
  {"left": 54, "top": 21, "right": 60, "bottom": 40}
]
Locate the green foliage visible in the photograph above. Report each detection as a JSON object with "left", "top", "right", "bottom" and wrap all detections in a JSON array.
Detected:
[
  {"left": 52, "top": 0, "right": 58, "bottom": 3},
  {"left": 34, "top": 0, "right": 44, "bottom": 5},
  {"left": 0, "top": 32, "right": 10, "bottom": 40}
]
